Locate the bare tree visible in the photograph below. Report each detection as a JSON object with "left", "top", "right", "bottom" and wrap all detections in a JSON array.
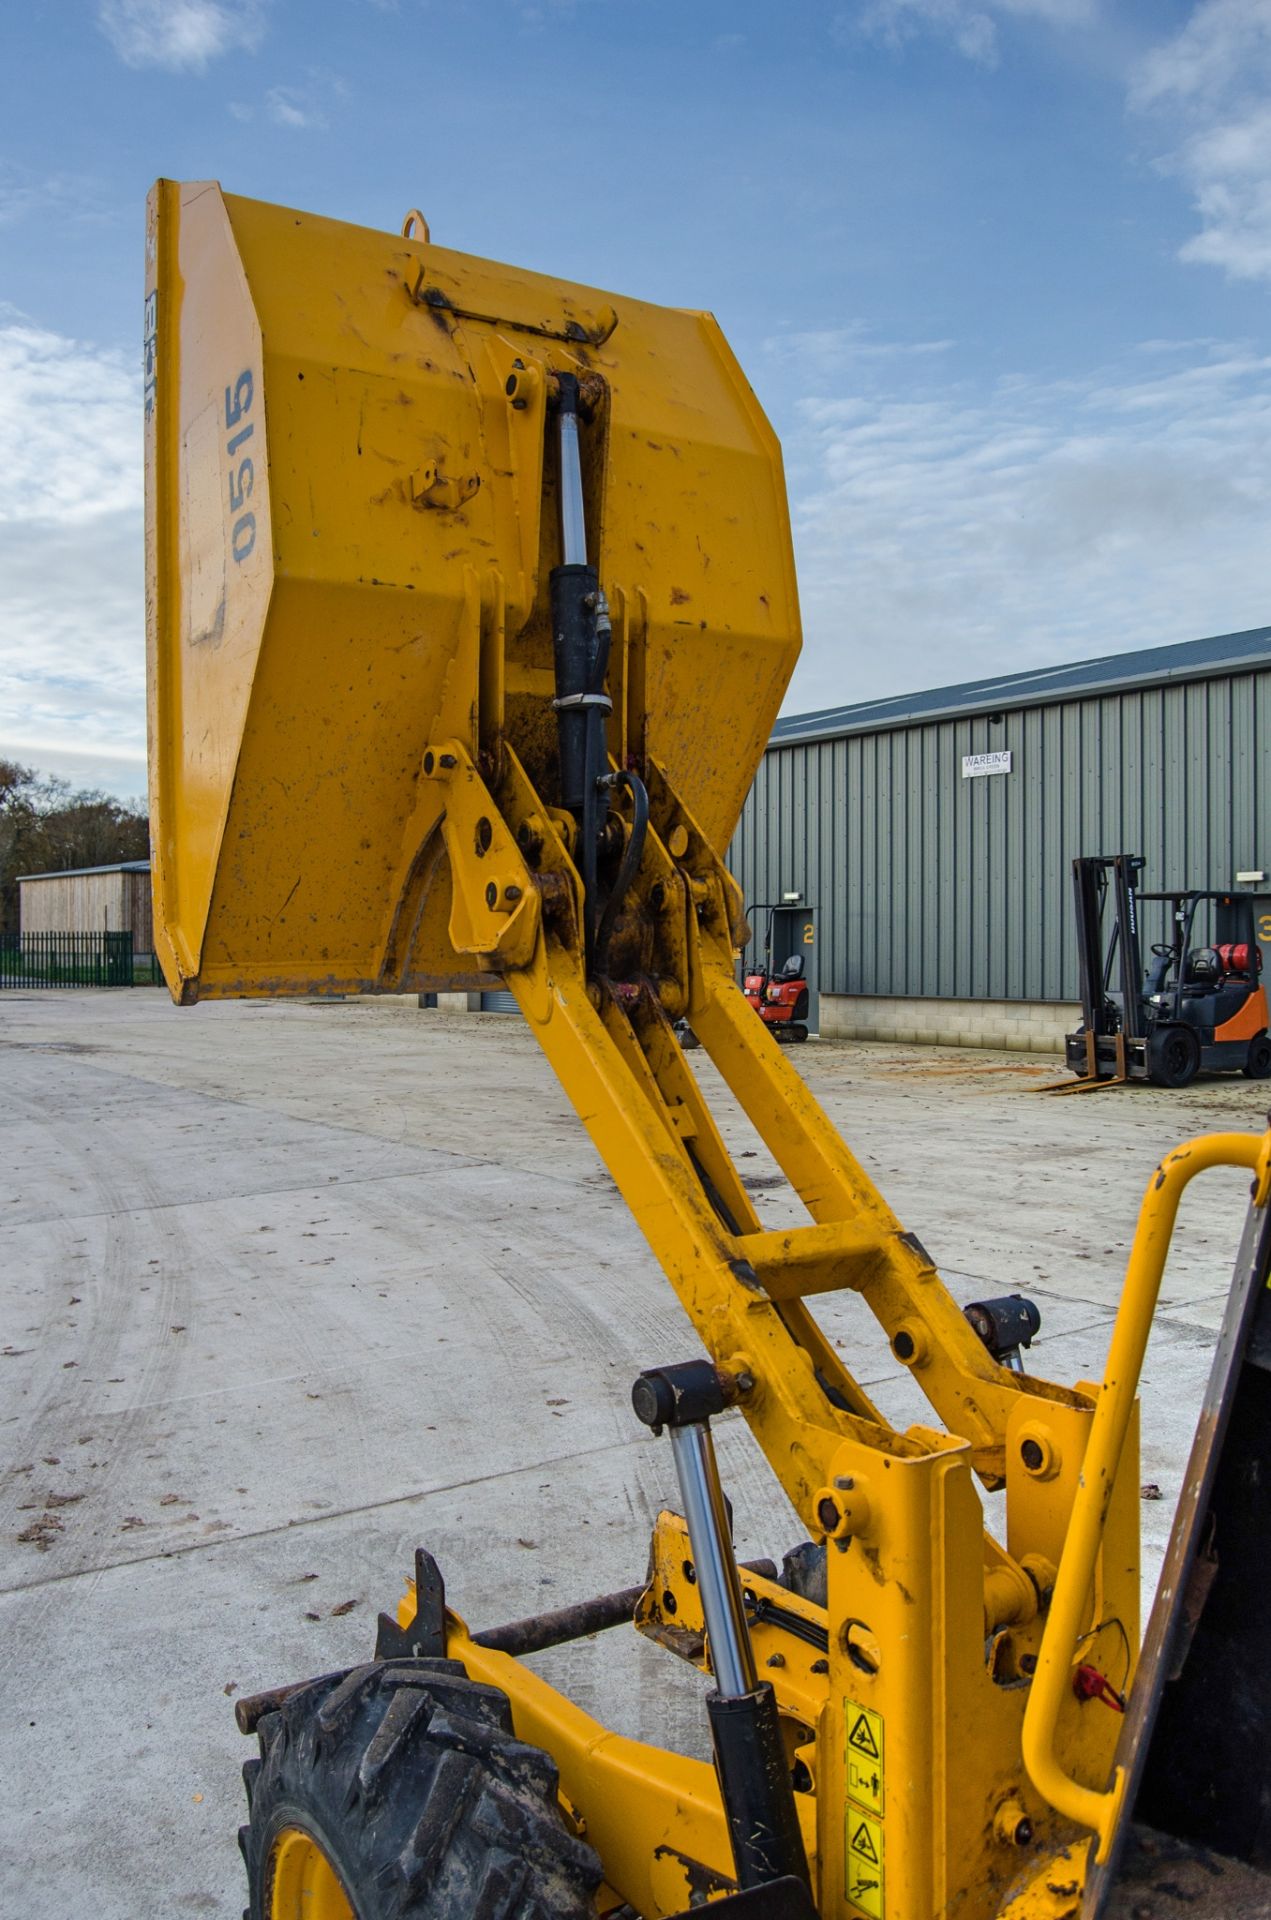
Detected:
[{"left": 0, "top": 762, "right": 149, "bottom": 936}]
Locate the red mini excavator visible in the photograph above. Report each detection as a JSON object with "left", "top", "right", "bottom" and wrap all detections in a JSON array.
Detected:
[{"left": 742, "top": 905, "right": 811, "bottom": 1043}]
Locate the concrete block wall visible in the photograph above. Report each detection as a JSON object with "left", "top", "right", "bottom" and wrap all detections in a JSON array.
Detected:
[
  {"left": 819, "top": 993, "right": 1078, "bottom": 1053},
  {"left": 423, "top": 986, "right": 1077, "bottom": 1054}
]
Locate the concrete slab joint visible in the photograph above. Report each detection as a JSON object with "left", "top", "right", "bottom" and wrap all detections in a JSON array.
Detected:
[{"left": 1, "top": 989, "right": 1265, "bottom": 1916}]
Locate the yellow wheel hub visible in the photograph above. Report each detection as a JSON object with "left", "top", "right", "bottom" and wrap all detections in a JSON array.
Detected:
[{"left": 268, "top": 1826, "right": 354, "bottom": 1920}]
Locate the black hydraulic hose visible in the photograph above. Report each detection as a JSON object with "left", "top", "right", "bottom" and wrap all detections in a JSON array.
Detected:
[
  {"left": 547, "top": 372, "right": 614, "bottom": 967},
  {"left": 592, "top": 769, "right": 649, "bottom": 976},
  {"left": 580, "top": 730, "right": 601, "bottom": 961}
]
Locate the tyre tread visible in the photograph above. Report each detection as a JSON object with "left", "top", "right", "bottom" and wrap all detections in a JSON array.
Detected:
[{"left": 240, "top": 1657, "right": 601, "bottom": 1919}]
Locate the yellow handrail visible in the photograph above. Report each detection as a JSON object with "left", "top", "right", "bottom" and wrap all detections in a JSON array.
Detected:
[{"left": 1021, "top": 1127, "right": 1271, "bottom": 1860}]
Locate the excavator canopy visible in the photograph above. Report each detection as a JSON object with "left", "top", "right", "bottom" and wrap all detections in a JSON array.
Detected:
[{"left": 144, "top": 180, "right": 800, "bottom": 1001}]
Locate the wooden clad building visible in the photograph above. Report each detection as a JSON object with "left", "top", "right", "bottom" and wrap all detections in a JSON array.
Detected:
[{"left": 18, "top": 861, "right": 153, "bottom": 955}]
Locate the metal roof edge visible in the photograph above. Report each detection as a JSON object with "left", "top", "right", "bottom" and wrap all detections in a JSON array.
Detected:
[
  {"left": 770, "top": 626, "right": 1271, "bottom": 748},
  {"left": 17, "top": 860, "right": 152, "bottom": 882}
]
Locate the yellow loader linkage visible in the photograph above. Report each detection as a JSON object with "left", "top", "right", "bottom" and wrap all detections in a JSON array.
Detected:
[{"left": 145, "top": 181, "right": 1271, "bottom": 1920}]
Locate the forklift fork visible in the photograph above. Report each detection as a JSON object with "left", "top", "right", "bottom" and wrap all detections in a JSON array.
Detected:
[{"left": 1044, "top": 1029, "right": 1130, "bottom": 1095}]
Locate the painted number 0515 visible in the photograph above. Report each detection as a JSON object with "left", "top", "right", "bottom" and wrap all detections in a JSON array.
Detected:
[{"left": 224, "top": 369, "right": 256, "bottom": 564}]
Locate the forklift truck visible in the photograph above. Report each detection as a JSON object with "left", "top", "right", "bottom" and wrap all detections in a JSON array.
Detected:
[
  {"left": 1064, "top": 854, "right": 1271, "bottom": 1088},
  {"left": 144, "top": 183, "right": 1271, "bottom": 1920}
]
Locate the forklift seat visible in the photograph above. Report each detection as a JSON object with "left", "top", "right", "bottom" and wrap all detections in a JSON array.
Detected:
[{"left": 1183, "top": 946, "right": 1222, "bottom": 987}]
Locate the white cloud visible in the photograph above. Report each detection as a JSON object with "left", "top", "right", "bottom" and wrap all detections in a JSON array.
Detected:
[
  {"left": 1133, "top": 0, "right": 1271, "bottom": 282},
  {"left": 0, "top": 321, "right": 143, "bottom": 793},
  {"left": 1133, "top": 0, "right": 1271, "bottom": 108},
  {"left": 774, "top": 333, "right": 1271, "bottom": 711},
  {"left": 848, "top": 0, "right": 1096, "bottom": 66},
  {"left": 767, "top": 326, "right": 954, "bottom": 378},
  {"left": 0, "top": 322, "right": 138, "bottom": 523},
  {"left": 0, "top": 166, "right": 114, "bottom": 230},
  {"left": 97, "top": 0, "right": 265, "bottom": 71},
  {"left": 231, "top": 72, "right": 344, "bottom": 130},
  {"left": 266, "top": 84, "right": 323, "bottom": 129},
  {"left": 0, "top": 738, "right": 147, "bottom": 801}
]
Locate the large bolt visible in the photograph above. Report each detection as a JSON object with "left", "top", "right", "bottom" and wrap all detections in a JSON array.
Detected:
[
  {"left": 816, "top": 1495, "right": 841, "bottom": 1533},
  {"left": 1017, "top": 1426, "right": 1059, "bottom": 1480},
  {"left": 815, "top": 1476, "right": 872, "bottom": 1544},
  {"left": 994, "top": 1800, "right": 1034, "bottom": 1849},
  {"left": 891, "top": 1320, "right": 930, "bottom": 1367}
]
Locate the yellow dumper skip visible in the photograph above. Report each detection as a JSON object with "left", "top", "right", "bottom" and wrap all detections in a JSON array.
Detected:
[{"left": 145, "top": 179, "right": 799, "bottom": 1003}]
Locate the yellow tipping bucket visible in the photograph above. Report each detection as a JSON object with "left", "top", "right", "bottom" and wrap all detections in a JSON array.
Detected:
[{"left": 145, "top": 181, "right": 800, "bottom": 1001}]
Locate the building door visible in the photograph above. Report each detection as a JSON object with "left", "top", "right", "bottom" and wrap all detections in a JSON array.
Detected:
[{"left": 771, "top": 907, "right": 818, "bottom": 1034}]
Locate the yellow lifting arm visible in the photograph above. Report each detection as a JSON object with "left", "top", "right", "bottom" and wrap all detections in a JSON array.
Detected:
[{"left": 425, "top": 728, "right": 1094, "bottom": 1531}]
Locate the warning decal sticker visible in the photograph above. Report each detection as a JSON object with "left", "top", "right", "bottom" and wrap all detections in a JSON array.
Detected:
[
  {"left": 848, "top": 1709, "right": 881, "bottom": 1762},
  {"left": 846, "top": 1809, "right": 884, "bottom": 1919},
  {"left": 850, "top": 1818, "right": 881, "bottom": 1866},
  {"left": 846, "top": 1704, "right": 884, "bottom": 1817},
  {"left": 844, "top": 1701, "right": 885, "bottom": 1915}
]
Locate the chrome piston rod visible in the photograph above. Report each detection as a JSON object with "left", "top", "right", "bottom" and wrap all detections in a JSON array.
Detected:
[
  {"left": 668, "top": 1420, "right": 758, "bottom": 1698},
  {"left": 557, "top": 385, "right": 588, "bottom": 566}
]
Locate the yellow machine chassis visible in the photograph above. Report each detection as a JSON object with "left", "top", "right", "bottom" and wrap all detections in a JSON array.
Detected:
[
  {"left": 388, "top": 735, "right": 1271, "bottom": 1920},
  {"left": 144, "top": 183, "right": 1271, "bottom": 1920}
]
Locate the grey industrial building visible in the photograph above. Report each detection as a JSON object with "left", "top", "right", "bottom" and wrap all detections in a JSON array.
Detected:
[{"left": 728, "top": 625, "right": 1271, "bottom": 1051}]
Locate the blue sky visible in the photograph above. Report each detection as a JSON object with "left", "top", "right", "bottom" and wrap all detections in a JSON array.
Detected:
[{"left": 2, "top": 0, "right": 1270, "bottom": 797}]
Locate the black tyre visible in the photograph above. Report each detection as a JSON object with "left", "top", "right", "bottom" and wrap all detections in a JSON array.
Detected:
[
  {"left": 240, "top": 1658, "right": 602, "bottom": 1920},
  {"left": 1148, "top": 1024, "right": 1202, "bottom": 1088},
  {"left": 1244, "top": 1033, "right": 1271, "bottom": 1080}
]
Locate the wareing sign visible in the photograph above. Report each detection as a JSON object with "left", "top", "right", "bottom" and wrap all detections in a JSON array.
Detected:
[{"left": 961, "top": 750, "right": 1012, "bottom": 779}]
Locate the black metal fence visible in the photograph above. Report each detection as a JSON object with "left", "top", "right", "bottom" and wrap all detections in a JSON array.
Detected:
[{"left": 0, "top": 932, "right": 162, "bottom": 989}]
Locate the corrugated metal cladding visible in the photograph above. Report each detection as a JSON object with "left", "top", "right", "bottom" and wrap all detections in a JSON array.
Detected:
[{"left": 729, "top": 663, "right": 1271, "bottom": 1005}]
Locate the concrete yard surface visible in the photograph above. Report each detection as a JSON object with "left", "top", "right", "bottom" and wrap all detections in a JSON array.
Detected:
[{"left": 2, "top": 990, "right": 1269, "bottom": 1917}]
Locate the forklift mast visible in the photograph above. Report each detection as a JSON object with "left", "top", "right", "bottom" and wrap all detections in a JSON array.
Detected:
[{"left": 1071, "top": 854, "right": 1147, "bottom": 1042}]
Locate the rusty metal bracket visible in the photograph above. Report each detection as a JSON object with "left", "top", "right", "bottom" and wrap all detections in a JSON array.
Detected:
[
  {"left": 406, "top": 270, "right": 619, "bottom": 346},
  {"left": 375, "top": 1547, "right": 447, "bottom": 1659},
  {"left": 409, "top": 461, "right": 480, "bottom": 511}
]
